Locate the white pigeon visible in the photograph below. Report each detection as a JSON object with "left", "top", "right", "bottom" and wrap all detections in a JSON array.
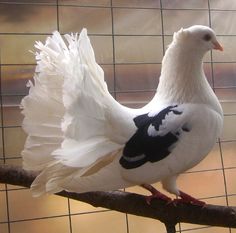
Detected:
[{"left": 21, "top": 25, "right": 224, "bottom": 204}]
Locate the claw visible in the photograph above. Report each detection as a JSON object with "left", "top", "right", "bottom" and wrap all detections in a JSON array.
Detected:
[
  {"left": 140, "top": 184, "right": 205, "bottom": 206},
  {"left": 145, "top": 192, "right": 172, "bottom": 205},
  {"left": 172, "top": 191, "right": 205, "bottom": 206},
  {"left": 141, "top": 184, "right": 172, "bottom": 205}
]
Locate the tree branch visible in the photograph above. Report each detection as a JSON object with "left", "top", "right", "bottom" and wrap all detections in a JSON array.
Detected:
[{"left": 1, "top": 164, "right": 236, "bottom": 232}]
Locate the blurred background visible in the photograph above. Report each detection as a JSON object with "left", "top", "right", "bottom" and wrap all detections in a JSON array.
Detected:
[{"left": 0, "top": 0, "right": 236, "bottom": 232}]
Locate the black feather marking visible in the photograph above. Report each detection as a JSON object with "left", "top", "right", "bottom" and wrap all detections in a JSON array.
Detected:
[
  {"left": 175, "top": 131, "right": 180, "bottom": 136},
  {"left": 182, "top": 125, "right": 190, "bottom": 132},
  {"left": 120, "top": 105, "right": 183, "bottom": 169},
  {"left": 133, "top": 113, "right": 152, "bottom": 128},
  {"left": 172, "top": 109, "right": 182, "bottom": 115}
]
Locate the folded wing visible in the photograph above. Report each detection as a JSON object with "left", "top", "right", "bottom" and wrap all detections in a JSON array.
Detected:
[{"left": 120, "top": 105, "right": 191, "bottom": 169}]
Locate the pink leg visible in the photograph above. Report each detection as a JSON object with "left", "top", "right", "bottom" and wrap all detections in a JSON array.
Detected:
[
  {"left": 141, "top": 184, "right": 172, "bottom": 205},
  {"left": 173, "top": 190, "right": 205, "bottom": 206}
]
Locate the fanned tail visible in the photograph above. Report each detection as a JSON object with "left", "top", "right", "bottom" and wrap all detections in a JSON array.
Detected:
[
  {"left": 21, "top": 32, "right": 66, "bottom": 170},
  {"left": 21, "top": 29, "right": 134, "bottom": 196}
]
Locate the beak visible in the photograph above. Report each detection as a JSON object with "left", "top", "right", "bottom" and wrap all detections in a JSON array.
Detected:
[{"left": 213, "top": 41, "right": 223, "bottom": 51}]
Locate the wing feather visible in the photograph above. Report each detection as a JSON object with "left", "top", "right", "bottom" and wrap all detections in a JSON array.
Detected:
[{"left": 120, "top": 105, "right": 191, "bottom": 169}]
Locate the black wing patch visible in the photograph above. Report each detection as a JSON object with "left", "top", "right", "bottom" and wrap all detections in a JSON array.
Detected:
[{"left": 119, "top": 105, "right": 186, "bottom": 169}]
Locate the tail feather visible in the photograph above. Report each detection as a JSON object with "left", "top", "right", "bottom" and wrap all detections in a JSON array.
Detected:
[
  {"left": 23, "top": 136, "right": 61, "bottom": 171},
  {"left": 21, "top": 40, "right": 65, "bottom": 171},
  {"left": 21, "top": 29, "right": 135, "bottom": 196},
  {"left": 52, "top": 29, "right": 122, "bottom": 168},
  {"left": 58, "top": 157, "right": 133, "bottom": 193},
  {"left": 31, "top": 151, "right": 132, "bottom": 197},
  {"left": 54, "top": 138, "right": 123, "bottom": 168}
]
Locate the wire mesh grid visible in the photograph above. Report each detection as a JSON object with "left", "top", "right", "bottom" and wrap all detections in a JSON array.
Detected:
[{"left": 0, "top": 0, "right": 236, "bottom": 233}]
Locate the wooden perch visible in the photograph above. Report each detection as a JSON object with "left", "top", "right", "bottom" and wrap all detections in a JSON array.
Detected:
[{"left": 0, "top": 164, "right": 236, "bottom": 233}]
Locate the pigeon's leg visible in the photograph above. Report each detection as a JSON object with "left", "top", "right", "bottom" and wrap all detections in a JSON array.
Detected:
[
  {"left": 173, "top": 190, "right": 205, "bottom": 206},
  {"left": 141, "top": 183, "right": 172, "bottom": 205}
]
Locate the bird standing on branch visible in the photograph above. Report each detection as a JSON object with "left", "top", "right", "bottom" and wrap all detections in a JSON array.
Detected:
[{"left": 21, "top": 25, "right": 223, "bottom": 205}]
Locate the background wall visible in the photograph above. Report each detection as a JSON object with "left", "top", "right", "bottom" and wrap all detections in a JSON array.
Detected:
[{"left": 0, "top": 0, "right": 236, "bottom": 232}]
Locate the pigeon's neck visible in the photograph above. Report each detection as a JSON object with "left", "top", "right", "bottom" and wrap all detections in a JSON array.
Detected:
[
  {"left": 154, "top": 45, "right": 222, "bottom": 113},
  {"left": 154, "top": 43, "right": 222, "bottom": 114}
]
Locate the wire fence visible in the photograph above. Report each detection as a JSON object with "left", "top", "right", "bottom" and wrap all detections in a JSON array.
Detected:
[{"left": 0, "top": 0, "right": 236, "bottom": 233}]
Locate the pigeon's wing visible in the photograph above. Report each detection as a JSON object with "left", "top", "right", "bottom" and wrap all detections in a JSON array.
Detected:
[{"left": 120, "top": 105, "right": 191, "bottom": 169}]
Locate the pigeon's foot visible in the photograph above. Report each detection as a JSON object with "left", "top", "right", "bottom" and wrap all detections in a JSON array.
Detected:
[
  {"left": 173, "top": 191, "right": 205, "bottom": 206},
  {"left": 141, "top": 184, "right": 172, "bottom": 205}
]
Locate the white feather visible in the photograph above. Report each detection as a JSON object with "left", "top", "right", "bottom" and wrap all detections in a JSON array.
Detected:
[{"left": 147, "top": 125, "right": 158, "bottom": 137}]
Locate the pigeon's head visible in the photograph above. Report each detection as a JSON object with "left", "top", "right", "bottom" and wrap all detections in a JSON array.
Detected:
[{"left": 173, "top": 25, "right": 223, "bottom": 54}]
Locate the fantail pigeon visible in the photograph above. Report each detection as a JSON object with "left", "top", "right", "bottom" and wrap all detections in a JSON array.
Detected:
[{"left": 21, "top": 25, "right": 223, "bottom": 205}]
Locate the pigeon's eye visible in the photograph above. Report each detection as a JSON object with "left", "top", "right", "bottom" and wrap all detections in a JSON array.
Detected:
[{"left": 203, "top": 34, "right": 211, "bottom": 41}]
